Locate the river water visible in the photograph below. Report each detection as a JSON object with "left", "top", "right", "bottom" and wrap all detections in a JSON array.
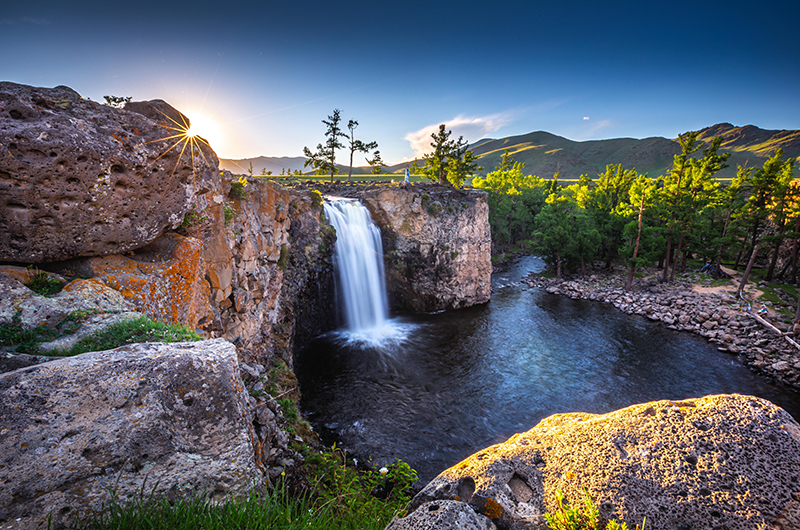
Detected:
[{"left": 296, "top": 255, "right": 800, "bottom": 483}]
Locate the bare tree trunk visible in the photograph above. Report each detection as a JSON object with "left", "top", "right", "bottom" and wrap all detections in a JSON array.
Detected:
[
  {"left": 556, "top": 251, "right": 562, "bottom": 279},
  {"left": 348, "top": 150, "right": 354, "bottom": 182},
  {"left": 737, "top": 244, "right": 760, "bottom": 299},
  {"left": 662, "top": 236, "right": 672, "bottom": 283},
  {"left": 714, "top": 209, "right": 733, "bottom": 278},
  {"left": 670, "top": 232, "right": 684, "bottom": 282},
  {"left": 625, "top": 193, "right": 646, "bottom": 292},
  {"left": 766, "top": 219, "right": 787, "bottom": 281}
]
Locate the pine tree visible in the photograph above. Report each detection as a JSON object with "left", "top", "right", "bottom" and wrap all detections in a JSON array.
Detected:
[{"left": 303, "top": 109, "right": 348, "bottom": 183}]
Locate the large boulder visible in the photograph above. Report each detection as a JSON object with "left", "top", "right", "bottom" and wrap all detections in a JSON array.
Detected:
[
  {"left": 0, "top": 81, "right": 219, "bottom": 263},
  {"left": 394, "top": 394, "right": 800, "bottom": 530},
  {"left": 0, "top": 339, "right": 262, "bottom": 530}
]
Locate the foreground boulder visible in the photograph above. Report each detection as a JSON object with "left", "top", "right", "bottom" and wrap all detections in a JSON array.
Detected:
[
  {"left": 0, "top": 81, "right": 219, "bottom": 263},
  {"left": 0, "top": 339, "right": 262, "bottom": 530},
  {"left": 391, "top": 394, "right": 800, "bottom": 530}
]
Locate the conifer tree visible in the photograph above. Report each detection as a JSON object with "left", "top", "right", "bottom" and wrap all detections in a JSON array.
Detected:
[{"left": 303, "top": 109, "right": 348, "bottom": 183}]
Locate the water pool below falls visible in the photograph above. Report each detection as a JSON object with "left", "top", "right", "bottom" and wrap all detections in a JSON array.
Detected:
[{"left": 298, "top": 221, "right": 800, "bottom": 484}]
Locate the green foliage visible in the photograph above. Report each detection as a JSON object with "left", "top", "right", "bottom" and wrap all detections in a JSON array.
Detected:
[
  {"left": 304, "top": 109, "right": 348, "bottom": 182},
  {"left": 181, "top": 208, "right": 210, "bottom": 228},
  {"left": 224, "top": 201, "right": 237, "bottom": 225},
  {"left": 421, "top": 124, "right": 482, "bottom": 187},
  {"left": 544, "top": 489, "right": 644, "bottom": 530},
  {"left": 24, "top": 268, "right": 64, "bottom": 295},
  {"left": 366, "top": 150, "right": 385, "bottom": 175},
  {"left": 278, "top": 244, "right": 290, "bottom": 270},
  {"left": 76, "top": 443, "right": 417, "bottom": 530},
  {"left": 304, "top": 444, "right": 417, "bottom": 525},
  {"left": 0, "top": 313, "right": 55, "bottom": 354},
  {"left": 0, "top": 315, "right": 199, "bottom": 356},
  {"left": 47, "top": 316, "right": 201, "bottom": 357},
  {"left": 346, "top": 119, "right": 378, "bottom": 181},
  {"left": 277, "top": 398, "right": 299, "bottom": 421},
  {"left": 230, "top": 175, "right": 248, "bottom": 200}
]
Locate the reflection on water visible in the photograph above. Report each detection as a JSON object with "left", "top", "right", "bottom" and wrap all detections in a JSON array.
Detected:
[{"left": 296, "top": 256, "right": 800, "bottom": 483}]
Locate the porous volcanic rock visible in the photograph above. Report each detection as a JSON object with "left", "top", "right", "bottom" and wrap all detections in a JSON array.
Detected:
[
  {"left": 386, "top": 500, "right": 495, "bottom": 530},
  {"left": 0, "top": 339, "right": 262, "bottom": 530},
  {"left": 0, "top": 81, "right": 219, "bottom": 263},
  {"left": 399, "top": 394, "right": 800, "bottom": 530}
]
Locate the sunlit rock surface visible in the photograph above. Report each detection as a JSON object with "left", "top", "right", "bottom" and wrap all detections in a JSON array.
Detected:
[
  {"left": 398, "top": 394, "right": 800, "bottom": 530},
  {"left": 0, "top": 339, "right": 261, "bottom": 530},
  {"left": 0, "top": 81, "right": 218, "bottom": 263}
]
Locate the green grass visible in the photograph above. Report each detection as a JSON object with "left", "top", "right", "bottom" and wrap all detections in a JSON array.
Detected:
[
  {"left": 71, "top": 446, "right": 417, "bottom": 530},
  {"left": 0, "top": 315, "right": 201, "bottom": 356},
  {"left": 48, "top": 316, "right": 201, "bottom": 356}
]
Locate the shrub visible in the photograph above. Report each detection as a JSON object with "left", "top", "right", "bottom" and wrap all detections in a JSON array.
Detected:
[
  {"left": 278, "top": 244, "right": 290, "bottom": 270},
  {"left": 230, "top": 175, "right": 248, "bottom": 200},
  {"left": 544, "top": 488, "right": 645, "bottom": 530},
  {"left": 224, "top": 201, "right": 236, "bottom": 225},
  {"left": 180, "top": 208, "right": 209, "bottom": 228},
  {"left": 25, "top": 268, "right": 64, "bottom": 296}
]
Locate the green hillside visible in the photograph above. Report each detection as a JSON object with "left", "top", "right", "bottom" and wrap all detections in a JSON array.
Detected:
[
  {"left": 220, "top": 124, "right": 800, "bottom": 180},
  {"left": 469, "top": 123, "right": 800, "bottom": 179}
]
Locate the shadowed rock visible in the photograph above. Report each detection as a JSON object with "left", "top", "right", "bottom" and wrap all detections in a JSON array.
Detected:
[
  {"left": 0, "top": 339, "right": 262, "bottom": 530},
  {"left": 398, "top": 394, "right": 800, "bottom": 530},
  {"left": 0, "top": 81, "right": 219, "bottom": 263}
]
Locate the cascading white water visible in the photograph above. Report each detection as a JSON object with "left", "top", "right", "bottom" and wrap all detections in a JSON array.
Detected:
[{"left": 324, "top": 198, "right": 395, "bottom": 344}]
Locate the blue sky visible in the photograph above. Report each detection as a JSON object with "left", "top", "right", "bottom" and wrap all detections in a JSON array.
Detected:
[{"left": 2, "top": 1, "right": 799, "bottom": 165}]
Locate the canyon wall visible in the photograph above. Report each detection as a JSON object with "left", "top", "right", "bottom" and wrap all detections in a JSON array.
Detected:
[
  {"left": 313, "top": 184, "right": 492, "bottom": 313},
  {"left": 0, "top": 83, "right": 491, "bottom": 527}
]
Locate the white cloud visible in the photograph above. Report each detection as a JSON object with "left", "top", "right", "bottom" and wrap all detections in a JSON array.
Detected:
[
  {"left": 576, "top": 119, "right": 612, "bottom": 140},
  {"left": 404, "top": 113, "right": 513, "bottom": 158},
  {"left": 583, "top": 116, "right": 590, "bottom": 120}
]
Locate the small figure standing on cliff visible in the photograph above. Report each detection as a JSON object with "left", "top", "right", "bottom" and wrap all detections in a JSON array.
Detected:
[{"left": 401, "top": 167, "right": 410, "bottom": 188}]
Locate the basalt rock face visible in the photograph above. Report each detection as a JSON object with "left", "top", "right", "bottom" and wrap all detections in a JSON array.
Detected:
[
  {"left": 0, "top": 81, "right": 218, "bottom": 263},
  {"left": 206, "top": 179, "right": 336, "bottom": 367},
  {"left": 397, "top": 394, "right": 800, "bottom": 530},
  {"left": 318, "top": 184, "right": 491, "bottom": 312},
  {"left": 0, "top": 339, "right": 261, "bottom": 530}
]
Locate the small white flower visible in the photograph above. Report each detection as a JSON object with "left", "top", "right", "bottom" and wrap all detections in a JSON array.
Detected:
[{"left": 379, "top": 466, "right": 388, "bottom": 475}]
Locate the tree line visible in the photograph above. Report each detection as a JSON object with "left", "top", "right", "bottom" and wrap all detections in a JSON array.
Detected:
[{"left": 472, "top": 133, "right": 796, "bottom": 292}]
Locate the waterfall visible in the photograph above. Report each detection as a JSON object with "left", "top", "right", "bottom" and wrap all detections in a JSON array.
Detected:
[{"left": 324, "top": 198, "right": 393, "bottom": 344}]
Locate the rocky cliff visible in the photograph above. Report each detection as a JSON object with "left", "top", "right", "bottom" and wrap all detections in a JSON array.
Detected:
[
  {"left": 0, "top": 82, "right": 493, "bottom": 525},
  {"left": 311, "top": 183, "right": 492, "bottom": 312}
]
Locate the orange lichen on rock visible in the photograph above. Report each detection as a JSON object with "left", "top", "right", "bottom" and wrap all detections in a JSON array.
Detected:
[{"left": 86, "top": 233, "right": 211, "bottom": 328}]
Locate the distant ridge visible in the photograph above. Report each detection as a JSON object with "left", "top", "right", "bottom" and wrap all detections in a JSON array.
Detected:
[
  {"left": 219, "top": 156, "right": 307, "bottom": 175},
  {"left": 468, "top": 124, "right": 800, "bottom": 180},
  {"left": 219, "top": 124, "right": 800, "bottom": 179}
]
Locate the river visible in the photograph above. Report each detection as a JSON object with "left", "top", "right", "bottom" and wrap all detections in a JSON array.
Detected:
[{"left": 296, "top": 255, "right": 800, "bottom": 483}]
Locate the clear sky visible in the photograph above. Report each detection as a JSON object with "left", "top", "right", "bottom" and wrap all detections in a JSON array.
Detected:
[{"left": 2, "top": 1, "right": 799, "bottom": 165}]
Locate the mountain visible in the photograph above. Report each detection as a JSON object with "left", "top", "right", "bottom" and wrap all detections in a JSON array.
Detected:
[
  {"left": 220, "top": 124, "right": 800, "bottom": 180},
  {"left": 218, "top": 156, "right": 307, "bottom": 175},
  {"left": 468, "top": 124, "right": 800, "bottom": 180}
]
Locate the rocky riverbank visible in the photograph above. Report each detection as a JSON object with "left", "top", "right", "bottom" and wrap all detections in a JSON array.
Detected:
[{"left": 525, "top": 269, "right": 800, "bottom": 392}]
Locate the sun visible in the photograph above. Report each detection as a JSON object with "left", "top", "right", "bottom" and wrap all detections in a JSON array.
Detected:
[{"left": 185, "top": 112, "right": 223, "bottom": 152}]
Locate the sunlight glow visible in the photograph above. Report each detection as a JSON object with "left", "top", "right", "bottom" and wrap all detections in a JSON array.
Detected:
[{"left": 186, "top": 112, "right": 223, "bottom": 152}]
